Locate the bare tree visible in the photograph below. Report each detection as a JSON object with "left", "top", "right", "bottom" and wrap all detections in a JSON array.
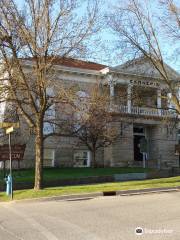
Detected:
[
  {"left": 106, "top": 0, "right": 180, "bottom": 113},
  {"left": 161, "top": 0, "right": 180, "bottom": 41},
  {"left": 66, "top": 84, "right": 119, "bottom": 168},
  {"left": 0, "top": 0, "right": 101, "bottom": 189}
]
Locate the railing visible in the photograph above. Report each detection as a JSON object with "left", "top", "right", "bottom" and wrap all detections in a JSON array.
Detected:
[{"left": 111, "top": 105, "right": 177, "bottom": 118}]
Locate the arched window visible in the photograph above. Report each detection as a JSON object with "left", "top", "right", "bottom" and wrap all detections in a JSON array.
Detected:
[
  {"left": 73, "top": 90, "right": 89, "bottom": 131},
  {"left": 43, "top": 104, "right": 56, "bottom": 134}
]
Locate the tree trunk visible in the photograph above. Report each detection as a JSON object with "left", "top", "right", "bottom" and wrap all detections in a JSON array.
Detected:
[
  {"left": 91, "top": 149, "right": 97, "bottom": 168},
  {"left": 34, "top": 125, "right": 43, "bottom": 190}
]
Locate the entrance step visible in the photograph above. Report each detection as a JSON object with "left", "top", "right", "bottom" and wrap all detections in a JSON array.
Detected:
[{"left": 131, "top": 160, "right": 158, "bottom": 168}]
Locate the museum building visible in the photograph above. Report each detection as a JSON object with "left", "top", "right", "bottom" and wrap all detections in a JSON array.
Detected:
[{"left": 0, "top": 57, "right": 180, "bottom": 169}]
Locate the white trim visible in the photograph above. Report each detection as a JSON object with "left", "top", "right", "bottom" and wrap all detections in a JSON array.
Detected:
[
  {"left": 157, "top": 89, "right": 162, "bottom": 115},
  {"left": 52, "top": 150, "right": 55, "bottom": 167},
  {"left": 109, "top": 68, "right": 178, "bottom": 82},
  {"left": 100, "top": 67, "right": 109, "bottom": 74},
  {"left": 87, "top": 151, "right": 91, "bottom": 167},
  {"left": 107, "top": 75, "right": 117, "bottom": 97},
  {"left": 21, "top": 60, "right": 104, "bottom": 76}
]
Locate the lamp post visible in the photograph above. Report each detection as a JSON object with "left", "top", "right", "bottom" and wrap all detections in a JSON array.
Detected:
[{"left": 6, "top": 126, "right": 14, "bottom": 200}]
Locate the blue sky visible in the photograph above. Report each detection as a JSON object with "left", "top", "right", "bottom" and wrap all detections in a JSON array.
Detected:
[
  {"left": 101, "top": 0, "right": 180, "bottom": 72},
  {"left": 15, "top": 0, "right": 179, "bottom": 72}
]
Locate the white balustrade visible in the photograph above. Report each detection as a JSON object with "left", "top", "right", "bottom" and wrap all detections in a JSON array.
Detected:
[{"left": 111, "top": 105, "right": 177, "bottom": 118}]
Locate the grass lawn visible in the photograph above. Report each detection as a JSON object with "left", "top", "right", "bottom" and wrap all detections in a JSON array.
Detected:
[
  {"left": 0, "top": 167, "right": 150, "bottom": 184},
  {"left": 1, "top": 176, "right": 180, "bottom": 202}
]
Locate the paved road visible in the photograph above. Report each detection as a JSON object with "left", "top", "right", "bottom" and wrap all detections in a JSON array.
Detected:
[{"left": 0, "top": 192, "right": 180, "bottom": 240}]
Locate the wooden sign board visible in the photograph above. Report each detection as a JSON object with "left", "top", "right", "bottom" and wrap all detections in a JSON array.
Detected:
[{"left": 0, "top": 144, "right": 26, "bottom": 161}]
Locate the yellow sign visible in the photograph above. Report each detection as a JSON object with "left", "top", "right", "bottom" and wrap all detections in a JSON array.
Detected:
[
  {"left": 6, "top": 126, "right": 14, "bottom": 134},
  {"left": 0, "top": 122, "right": 19, "bottom": 128}
]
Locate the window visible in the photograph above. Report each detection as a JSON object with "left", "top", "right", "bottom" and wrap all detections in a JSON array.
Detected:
[
  {"left": 43, "top": 104, "right": 56, "bottom": 134},
  {"left": 73, "top": 150, "right": 91, "bottom": 167},
  {"left": 75, "top": 91, "right": 89, "bottom": 109},
  {"left": 43, "top": 149, "right": 55, "bottom": 167},
  {"left": 73, "top": 90, "right": 89, "bottom": 131},
  {"left": 43, "top": 87, "right": 56, "bottom": 134}
]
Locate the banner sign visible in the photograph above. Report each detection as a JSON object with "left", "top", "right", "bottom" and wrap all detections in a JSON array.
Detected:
[{"left": 0, "top": 144, "right": 26, "bottom": 161}]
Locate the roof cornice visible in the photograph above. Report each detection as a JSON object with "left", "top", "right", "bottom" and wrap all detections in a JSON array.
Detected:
[{"left": 22, "top": 60, "right": 105, "bottom": 77}]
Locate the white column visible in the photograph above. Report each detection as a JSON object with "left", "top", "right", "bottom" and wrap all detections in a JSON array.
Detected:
[
  {"left": 107, "top": 74, "right": 116, "bottom": 97},
  {"left": 157, "top": 89, "right": 162, "bottom": 115},
  {"left": 167, "top": 92, "right": 178, "bottom": 112},
  {"left": 127, "top": 84, "right": 132, "bottom": 113},
  {"left": 110, "top": 83, "right": 115, "bottom": 97},
  {"left": 87, "top": 151, "right": 91, "bottom": 167},
  {"left": 167, "top": 92, "right": 172, "bottom": 109}
]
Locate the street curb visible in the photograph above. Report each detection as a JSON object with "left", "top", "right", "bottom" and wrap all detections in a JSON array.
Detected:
[
  {"left": 116, "top": 187, "right": 180, "bottom": 196},
  {"left": 11, "top": 192, "right": 103, "bottom": 204},
  {"left": 7, "top": 186, "right": 180, "bottom": 204}
]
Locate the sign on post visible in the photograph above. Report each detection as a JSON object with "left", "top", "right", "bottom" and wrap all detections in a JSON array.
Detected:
[
  {"left": 0, "top": 122, "right": 19, "bottom": 129},
  {"left": 0, "top": 122, "right": 20, "bottom": 200},
  {"left": 0, "top": 144, "right": 26, "bottom": 161},
  {"left": 6, "top": 126, "right": 14, "bottom": 134}
]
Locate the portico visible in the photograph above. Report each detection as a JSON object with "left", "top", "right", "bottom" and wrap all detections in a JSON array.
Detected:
[
  {"left": 100, "top": 68, "right": 179, "bottom": 169},
  {"left": 105, "top": 73, "right": 176, "bottom": 118}
]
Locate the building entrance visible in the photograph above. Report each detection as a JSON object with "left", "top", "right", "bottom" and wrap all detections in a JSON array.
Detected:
[
  {"left": 133, "top": 126, "right": 146, "bottom": 162},
  {"left": 134, "top": 135, "right": 145, "bottom": 161}
]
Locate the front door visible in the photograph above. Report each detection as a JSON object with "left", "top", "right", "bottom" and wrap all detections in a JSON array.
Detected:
[{"left": 134, "top": 135, "right": 145, "bottom": 161}]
